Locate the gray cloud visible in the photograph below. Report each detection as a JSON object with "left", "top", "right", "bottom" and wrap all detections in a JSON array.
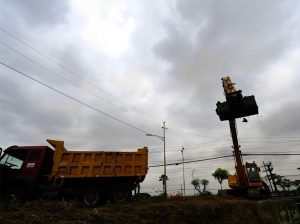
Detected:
[
  {"left": 151, "top": 0, "right": 300, "bottom": 137},
  {"left": 1, "top": 0, "right": 300, "bottom": 194},
  {"left": 1, "top": 0, "right": 70, "bottom": 28},
  {"left": 155, "top": 0, "right": 298, "bottom": 89},
  {"left": 262, "top": 102, "right": 300, "bottom": 136}
]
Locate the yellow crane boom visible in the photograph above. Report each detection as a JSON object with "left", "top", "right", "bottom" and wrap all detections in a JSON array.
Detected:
[{"left": 216, "top": 76, "right": 265, "bottom": 195}]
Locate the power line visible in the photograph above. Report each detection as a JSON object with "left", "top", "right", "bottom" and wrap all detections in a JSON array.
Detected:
[
  {"left": 149, "top": 155, "right": 233, "bottom": 168},
  {"left": 0, "top": 61, "right": 149, "bottom": 134},
  {"left": 148, "top": 153, "right": 300, "bottom": 168},
  {"left": 148, "top": 140, "right": 230, "bottom": 151},
  {"left": 0, "top": 41, "right": 159, "bottom": 125},
  {"left": 147, "top": 137, "right": 300, "bottom": 153},
  {"left": 0, "top": 26, "right": 162, "bottom": 124},
  {"left": 240, "top": 136, "right": 300, "bottom": 140},
  {"left": 243, "top": 153, "right": 300, "bottom": 156}
]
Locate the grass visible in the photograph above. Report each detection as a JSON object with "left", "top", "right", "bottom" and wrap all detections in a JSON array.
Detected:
[{"left": 0, "top": 196, "right": 298, "bottom": 224}]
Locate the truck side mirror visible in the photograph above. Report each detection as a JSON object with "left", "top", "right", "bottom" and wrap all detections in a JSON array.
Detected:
[{"left": 0, "top": 147, "right": 2, "bottom": 156}]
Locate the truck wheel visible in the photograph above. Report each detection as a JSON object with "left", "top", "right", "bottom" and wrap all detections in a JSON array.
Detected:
[
  {"left": 78, "top": 187, "right": 102, "bottom": 208},
  {"left": 111, "top": 183, "right": 131, "bottom": 203},
  {"left": 1, "top": 187, "right": 26, "bottom": 210}
]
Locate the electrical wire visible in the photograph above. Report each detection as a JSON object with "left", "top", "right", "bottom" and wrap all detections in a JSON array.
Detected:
[
  {"left": 0, "top": 61, "right": 149, "bottom": 134},
  {"left": 0, "top": 26, "right": 162, "bottom": 123},
  {"left": 0, "top": 41, "right": 161, "bottom": 126},
  {"left": 148, "top": 153, "right": 300, "bottom": 168},
  {"left": 243, "top": 153, "right": 300, "bottom": 156},
  {"left": 149, "top": 155, "right": 233, "bottom": 168}
]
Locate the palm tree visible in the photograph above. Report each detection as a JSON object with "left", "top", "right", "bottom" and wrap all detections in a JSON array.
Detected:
[{"left": 159, "top": 174, "right": 168, "bottom": 195}]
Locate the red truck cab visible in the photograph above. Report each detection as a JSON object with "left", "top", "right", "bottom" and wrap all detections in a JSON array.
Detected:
[
  {"left": 0, "top": 145, "right": 55, "bottom": 207},
  {"left": 0, "top": 145, "right": 54, "bottom": 182}
]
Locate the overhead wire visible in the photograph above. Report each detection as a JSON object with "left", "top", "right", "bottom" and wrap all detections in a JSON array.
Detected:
[
  {"left": 147, "top": 137, "right": 300, "bottom": 152},
  {"left": 0, "top": 26, "right": 162, "bottom": 124},
  {"left": 0, "top": 61, "right": 149, "bottom": 134},
  {"left": 0, "top": 41, "right": 163, "bottom": 128},
  {"left": 148, "top": 153, "right": 300, "bottom": 168},
  {"left": 149, "top": 155, "right": 233, "bottom": 168},
  {"left": 1, "top": 28, "right": 299, "bottom": 169}
]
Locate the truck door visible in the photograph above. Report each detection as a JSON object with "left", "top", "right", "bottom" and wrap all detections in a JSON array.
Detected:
[{"left": 21, "top": 149, "right": 44, "bottom": 181}]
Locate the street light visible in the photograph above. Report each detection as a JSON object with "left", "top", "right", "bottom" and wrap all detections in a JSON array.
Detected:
[
  {"left": 145, "top": 134, "right": 164, "bottom": 141},
  {"left": 146, "top": 121, "right": 167, "bottom": 197},
  {"left": 181, "top": 146, "right": 186, "bottom": 196}
]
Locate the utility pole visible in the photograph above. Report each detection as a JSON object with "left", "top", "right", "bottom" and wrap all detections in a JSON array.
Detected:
[
  {"left": 262, "top": 161, "right": 273, "bottom": 192},
  {"left": 262, "top": 161, "right": 278, "bottom": 192},
  {"left": 162, "top": 121, "right": 168, "bottom": 197},
  {"left": 146, "top": 122, "right": 168, "bottom": 197},
  {"left": 181, "top": 146, "right": 186, "bottom": 196}
]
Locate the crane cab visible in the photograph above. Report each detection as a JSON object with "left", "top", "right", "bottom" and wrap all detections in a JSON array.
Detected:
[
  {"left": 228, "top": 162, "right": 263, "bottom": 189},
  {"left": 245, "top": 162, "right": 263, "bottom": 188}
]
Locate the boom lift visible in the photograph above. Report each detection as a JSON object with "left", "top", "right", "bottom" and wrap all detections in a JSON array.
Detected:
[{"left": 216, "top": 77, "right": 267, "bottom": 195}]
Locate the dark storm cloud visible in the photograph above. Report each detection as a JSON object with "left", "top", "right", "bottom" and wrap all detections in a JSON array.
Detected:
[
  {"left": 152, "top": 0, "right": 300, "bottom": 134},
  {"left": 0, "top": 43, "right": 98, "bottom": 149},
  {"left": 0, "top": 68, "right": 76, "bottom": 146},
  {"left": 0, "top": 64, "right": 33, "bottom": 109},
  {"left": 155, "top": 0, "right": 297, "bottom": 89},
  {"left": 0, "top": 0, "right": 114, "bottom": 150}
]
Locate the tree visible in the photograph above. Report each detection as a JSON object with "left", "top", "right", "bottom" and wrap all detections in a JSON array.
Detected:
[
  {"left": 159, "top": 174, "right": 168, "bottom": 195},
  {"left": 159, "top": 174, "right": 168, "bottom": 183},
  {"left": 212, "top": 168, "right": 229, "bottom": 191},
  {"left": 191, "top": 178, "right": 209, "bottom": 195},
  {"left": 279, "top": 178, "right": 292, "bottom": 192},
  {"left": 292, "top": 180, "right": 300, "bottom": 192},
  {"left": 271, "top": 174, "right": 292, "bottom": 192}
]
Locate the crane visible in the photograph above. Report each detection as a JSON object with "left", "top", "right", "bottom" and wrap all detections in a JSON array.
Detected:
[{"left": 216, "top": 76, "right": 267, "bottom": 196}]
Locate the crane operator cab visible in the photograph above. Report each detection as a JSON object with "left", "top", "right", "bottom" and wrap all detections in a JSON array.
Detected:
[{"left": 245, "top": 162, "right": 262, "bottom": 185}]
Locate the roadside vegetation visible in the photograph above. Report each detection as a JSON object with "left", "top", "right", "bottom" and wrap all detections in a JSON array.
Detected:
[{"left": 0, "top": 195, "right": 297, "bottom": 224}]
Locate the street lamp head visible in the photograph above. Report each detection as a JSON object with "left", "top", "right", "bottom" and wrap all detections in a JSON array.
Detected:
[{"left": 146, "top": 133, "right": 164, "bottom": 141}]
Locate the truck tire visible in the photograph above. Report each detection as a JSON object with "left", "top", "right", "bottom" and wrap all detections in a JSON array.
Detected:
[
  {"left": 1, "top": 187, "right": 26, "bottom": 210},
  {"left": 111, "top": 183, "right": 132, "bottom": 203},
  {"left": 78, "top": 186, "right": 102, "bottom": 208}
]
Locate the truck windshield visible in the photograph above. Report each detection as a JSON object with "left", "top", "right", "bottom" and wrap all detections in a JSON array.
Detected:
[{"left": 0, "top": 153, "right": 24, "bottom": 169}]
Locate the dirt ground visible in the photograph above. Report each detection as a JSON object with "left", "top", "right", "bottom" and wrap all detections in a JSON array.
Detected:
[{"left": 0, "top": 196, "right": 292, "bottom": 224}]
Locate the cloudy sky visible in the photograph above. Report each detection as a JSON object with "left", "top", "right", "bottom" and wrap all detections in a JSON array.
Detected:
[{"left": 1, "top": 0, "right": 300, "bottom": 195}]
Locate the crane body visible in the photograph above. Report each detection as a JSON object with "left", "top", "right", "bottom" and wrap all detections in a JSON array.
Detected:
[{"left": 216, "top": 76, "right": 266, "bottom": 195}]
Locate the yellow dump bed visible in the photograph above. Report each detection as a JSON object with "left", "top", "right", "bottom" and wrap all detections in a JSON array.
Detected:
[{"left": 47, "top": 139, "right": 148, "bottom": 180}]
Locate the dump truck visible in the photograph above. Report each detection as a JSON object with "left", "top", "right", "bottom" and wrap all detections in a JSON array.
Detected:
[{"left": 0, "top": 139, "right": 148, "bottom": 207}]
